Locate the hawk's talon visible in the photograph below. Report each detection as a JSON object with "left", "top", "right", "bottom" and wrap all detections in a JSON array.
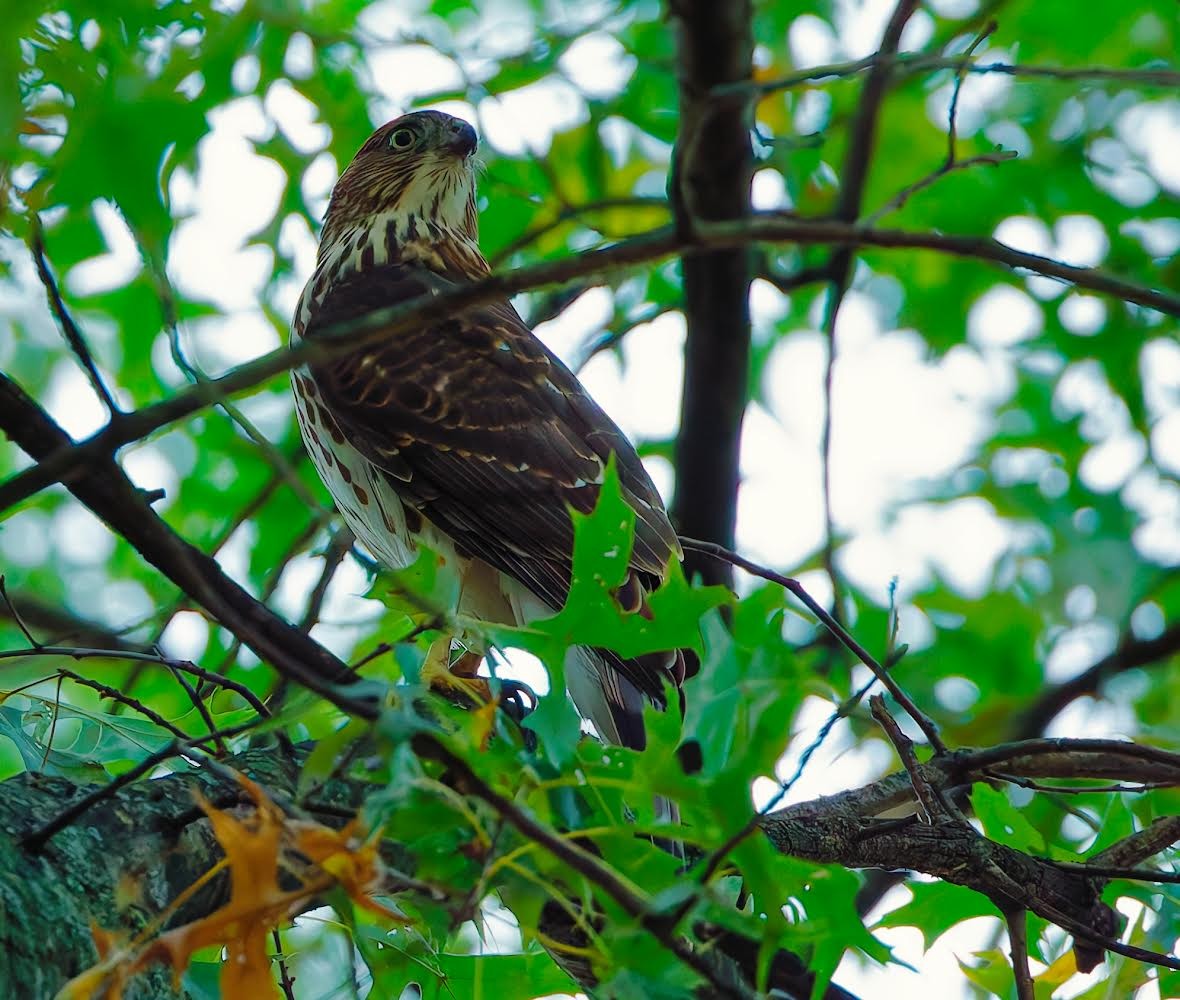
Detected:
[
  {"left": 421, "top": 638, "right": 492, "bottom": 703},
  {"left": 495, "top": 678, "right": 537, "bottom": 718}
]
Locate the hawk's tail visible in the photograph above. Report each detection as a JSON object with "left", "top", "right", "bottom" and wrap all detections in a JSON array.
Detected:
[{"left": 567, "top": 644, "right": 684, "bottom": 857}]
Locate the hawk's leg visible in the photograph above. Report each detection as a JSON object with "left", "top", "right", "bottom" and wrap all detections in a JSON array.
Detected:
[
  {"left": 421, "top": 637, "right": 492, "bottom": 703},
  {"left": 420, "top": 639, "right": 537, "bottom": 737}
]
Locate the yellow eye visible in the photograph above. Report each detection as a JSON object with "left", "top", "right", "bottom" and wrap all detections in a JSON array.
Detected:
[{"left": 390, "top": 127, "right": 415, "bottom": 149}]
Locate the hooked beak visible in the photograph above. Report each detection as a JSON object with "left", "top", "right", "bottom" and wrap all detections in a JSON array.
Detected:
[{"left": 444, "top": 119, "right": 478, "bottom": 158}]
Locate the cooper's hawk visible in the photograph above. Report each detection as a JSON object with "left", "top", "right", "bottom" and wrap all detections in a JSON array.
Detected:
[{"left": 291, "top": 110, "right": 684, "bottom": 752}]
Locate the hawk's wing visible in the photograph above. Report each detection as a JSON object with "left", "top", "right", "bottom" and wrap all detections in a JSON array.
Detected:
[{"left": 303, "top": 262, "right": 682, "bottom": 704}]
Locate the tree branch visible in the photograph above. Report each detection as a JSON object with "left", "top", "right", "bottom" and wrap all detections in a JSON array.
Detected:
[
  {"left": 0, "top": 377, "right": 373, "bottom": 719},
  {"left": 1015, "top": 620, "right": 1180, "bottom": 738},
  {"left": 4, "top": 214, "right": 1174, "bottom": 516},
  {"left": 1, "top": 738, "right": 862, "bottom": 1000},
  {"left": 742, "top": 53, "right": 1180, "bottom": 97}
]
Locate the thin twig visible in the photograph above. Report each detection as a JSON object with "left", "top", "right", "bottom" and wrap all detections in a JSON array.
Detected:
[
  {"left": 985, "top": 769, "right": 1173, "bottom": 795},
  {"left": 869, "top": 696, "right": 945, "bottom": 821},
  {"left": 212, "top": 515, "right": 326, "bottom": 678},
  {"left": 818, "top": 0, "right": 921, "bottom": 628},
  {"left": 0, "top": 645, "right": 270, "bottom": 718},
  {"left": 573, "top": 303, "right": 675, "bottom": 374},
  {"left": 299, "top": 528, "right": 355, "bottom": 632},
  {"left": 865, "top": 23, "right": 1017, "bottom": 224},
  {"left": 265, "top": 526, "right": 357, "bottom": 710},
  {"left": 1004, "top": 907, "right": 1034, "bottom": 1000},
  {"left": 1053, "top": 861, "right": 1180, "bottom": 886},
  {"left": 41, "top": 672, "right": 65, "bottom": 774},
  {"left": 946, "top": 23, "right": 997, "bottom": 161},
  {"left": 133, "top": 456, "right": 320, "bottom": 691},
  {"left": 29, "top": 219, "right": 120, "bottom": 414},
  {"left": 755, "top": 259, "right": 836, "bottom": 296},
  {"left": 687, "top": 671, "right": 877, "bottom": 896},
  {"left": 0, "top": 576, "right": 41, "bottom": 648},
  {"left": 489, "top": 195, "right": 670, "bottom": 267},
  {"left": 272, "top": 928, "right": 297, "bottom": 1000},
  {"left": 169, "top": 664, "right": 227, "bottom": 756},
  {"left": 350, "top": 642, "right": 394, "bottom": 671},
  {"left": 866, "top": 150, "right": 1017, "bottom": 224},
  {"left": 154, "top": 263, "right": 329, "bottom": 518},
  {"left": 0, "top": 378, "right": 370, "bottom": 716},
  {"left": 817, "top": 285, "right": 843, "bottom": 629},
  {"left": 741, "top": 53, "right": 1180, "bottom": 97},
  {"left": 51, "top": 668, "right": 211, "bottom": 749},
  {"left": 681, "top": 535, "right": 946, "bottom": 752}
]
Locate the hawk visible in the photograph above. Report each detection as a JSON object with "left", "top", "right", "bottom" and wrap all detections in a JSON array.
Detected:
[{"left": 291, "top": 110, "right": 685, "bottom": 752}]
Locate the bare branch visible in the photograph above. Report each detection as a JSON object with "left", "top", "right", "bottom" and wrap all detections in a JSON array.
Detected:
[
  {"left": 272, "top": 928, "right": 297, "bottom": 1000},
  {"left": 817, "top": 0, "right": 921, "bottom": 624},
  {"left": 866, "top": 149, "right": 1018, "bottom": 224},
  {"left": 47, "top": 667, "right": 215, "bottom": 751},
  {"left": 488, "top": 196, "right": 670, "bottom": 267},
  {"left": 742, "top": 53, "right": 1180, "bottom": 97},
  {"left": 760, "top": 735, "right": 1180, "bottom": 975},
  {"left": 1091, "top": 815, "right": 1180, "bottom": 870},
  {"left": 0, "top": 577, "right": 42, "bottom": 649},
  {"left": 0, "top": 376, "right": 374, "bottom": 718},
  {"left": 870, "top": 695, "right": 950, "bottom": 820},
  {"left": 28, "top": 220, "right": 120, "bottom": 414},
  {"left": 153, "top": 262, "right": 330, "bottom": 519},
  {"left": 3, "top": 213, "right": 1177, "bottom": 515},
  {"left": 1005, "top": 908, "right": 1035, "bottom": 1000},
  {"left": 681, "top": 535, "right": 947, "bottom": 751},
  {"left": 1015, "top": 620, "right": 1180, "bottom": 738}
]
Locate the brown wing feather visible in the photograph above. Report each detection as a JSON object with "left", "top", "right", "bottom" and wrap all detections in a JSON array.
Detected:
[{"left": 303, "top": 261, "right": 682, "bottom": 702}]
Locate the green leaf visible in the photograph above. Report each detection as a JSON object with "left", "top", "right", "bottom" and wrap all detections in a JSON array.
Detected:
[
  {"left": 878, "top": 882, "right": 1002, "bottom": 953},
  {"left": 297, "top": 717, "right": 370, "bottom": 800},
  {"left": 366, "top": 545, "right": 463, "bottom": 620},
  {"left": 972, "top": 785, "right": 1047, "bottom": 853},
  {"left": 0, "top": 705, "right": 108, "bottom": 782}
]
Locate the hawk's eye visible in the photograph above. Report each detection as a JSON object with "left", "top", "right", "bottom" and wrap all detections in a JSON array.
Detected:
[{"left": 389, "top": 127, "right": 415, "bottom": 150}]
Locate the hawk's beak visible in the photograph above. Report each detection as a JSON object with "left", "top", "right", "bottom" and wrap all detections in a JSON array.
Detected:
[{"left": 444, "top": 120, "right": 478, "bottom": 158}]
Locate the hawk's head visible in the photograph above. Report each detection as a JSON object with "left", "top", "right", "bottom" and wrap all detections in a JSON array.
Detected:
[{"left": 320, "top": 110, "right": 479, "bottom": 257}]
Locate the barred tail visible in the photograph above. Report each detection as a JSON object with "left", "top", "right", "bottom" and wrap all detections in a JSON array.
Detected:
[{"left": 567, "top": 645, "right": 683, "bottom": 857}]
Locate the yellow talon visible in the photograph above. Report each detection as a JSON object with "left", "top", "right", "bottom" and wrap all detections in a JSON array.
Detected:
[{"left": 421, "top": 638, "right": 491, "bottom": 703}]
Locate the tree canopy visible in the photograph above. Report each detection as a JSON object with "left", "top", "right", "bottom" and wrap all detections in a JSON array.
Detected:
[{"left": 0, "top": 1, "right": 1178, "bottom": 999}]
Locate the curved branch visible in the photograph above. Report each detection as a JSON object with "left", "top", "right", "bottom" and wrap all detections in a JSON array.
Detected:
[
  {"left": 0, "top": 378, "right": 372, "bottom": 718},
  {"left": 1015, "top": 621, "right": 1180, "bottom": 738},
  {"left": 3, "top": 214, "right": 1174, "bottom": 515}
]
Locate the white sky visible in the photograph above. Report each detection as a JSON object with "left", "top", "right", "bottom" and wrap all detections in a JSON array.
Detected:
[{"left": 3, "top": 1, "right": 1179, "bottom": 997}]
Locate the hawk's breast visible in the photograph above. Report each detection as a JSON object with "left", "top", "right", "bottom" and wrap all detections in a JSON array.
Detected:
[{"left": 292, "top": 365, "right": 421, "bottom": 570}]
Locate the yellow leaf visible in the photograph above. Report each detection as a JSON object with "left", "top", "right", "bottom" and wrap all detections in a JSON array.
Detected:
[
  {"left": 1035, "top": 950, "right": 1077, "bottom": 986},
  {"left": 66, "top": 772, "right": 404, "bottom": 996}
]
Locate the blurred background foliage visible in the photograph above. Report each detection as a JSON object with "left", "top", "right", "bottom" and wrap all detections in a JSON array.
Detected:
[{"left": 0, "top": 0, "right": 1178, "bottom": 997}]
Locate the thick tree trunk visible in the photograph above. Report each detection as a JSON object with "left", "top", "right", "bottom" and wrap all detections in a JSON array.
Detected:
[{"left": 669, "top": 0, "right": 754, "bottom": 588}]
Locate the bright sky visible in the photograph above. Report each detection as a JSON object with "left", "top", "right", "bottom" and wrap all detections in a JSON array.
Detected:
[{"left": 4, "top": 1, "right": 1179, "bottom": 997}]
